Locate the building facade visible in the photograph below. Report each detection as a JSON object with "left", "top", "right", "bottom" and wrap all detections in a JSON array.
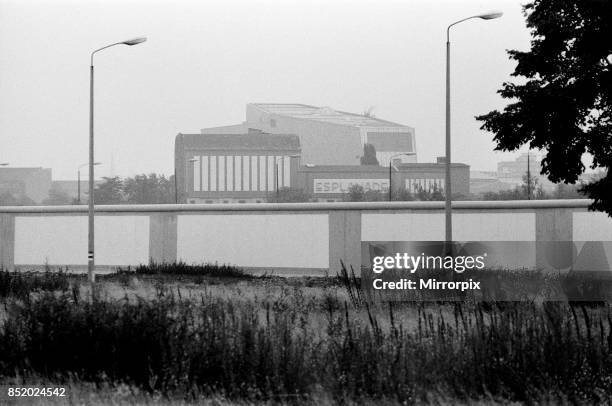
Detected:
[
  {"left": 202, "top": 103, "right": 417, "bottom": 167},
  {"left": 175, "top": 131, "right": 301, "bottom": 203},
  {"left": 176, "top": 130, "right": 469, "bottom": 203},
  {"left": 497, "top": 153, "right": 554, "bottom": 192},
  {"left": 297, "top": 163, "right": 469, "bottom": 202}
]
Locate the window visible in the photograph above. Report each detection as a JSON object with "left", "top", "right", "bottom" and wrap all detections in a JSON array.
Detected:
[
  {"left": 189, "top": 200, "right": 196, "bottom": 204},
  {"left": 238, "top": 200, "right": 246, "bottom": 203},
  {"left": 270, "top": 119, "right": 276, "bottom": 128},
  {"left": 205, "top": 200, "right": 213, "bottom": 204}
]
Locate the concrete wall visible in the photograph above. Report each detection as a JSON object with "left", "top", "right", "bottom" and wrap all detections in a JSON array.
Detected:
[{"left": 0, "top": 200, "right": 610, "bottom": 274}]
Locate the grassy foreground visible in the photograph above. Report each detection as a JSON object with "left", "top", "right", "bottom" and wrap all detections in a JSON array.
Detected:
[{"left": 0, "top": 264, "right": 612, "bottom": 405}]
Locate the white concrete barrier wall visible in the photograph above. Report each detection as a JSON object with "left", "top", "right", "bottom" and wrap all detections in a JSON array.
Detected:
[
  {"left": 177, "top": 214, "right": 329, "bottom": 268},
  {"left": 14, "top": 215, "right": 149, "bottom": 266},
  {"left": 361, "top": 212, "right": 535, "bottom": 241},
  {"left": 362, "top": 212, "right": 537, "bottom": 270},
  {"left": 1, "top": 200, "right": 612, "bottom": 273}
]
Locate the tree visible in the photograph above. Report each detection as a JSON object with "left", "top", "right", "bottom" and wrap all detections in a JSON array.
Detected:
[
  {"left": 93, "top": 177, "right": 124, "bottom": 204},
  {"left": 267, "top": 187, "right": 312, "bottom": 203},
  {"left": 520, "top": 173, "right": 545, "bottom": 200},
  {"left": 552, "top": 183, "right": 584, "bottom": 199},
  {"left": 344, "top": 184, "right": 366, "bottom": 202},
  {"left": 123, "top": 173, "right": 174, "bottom": 204},
  {"left": 391, "top": 187, "right": 414, "bottom": 201},
  {"left": 360, "top": 144, "right": 379, "bottom": 165},
  {"left": 476, "top": 0, "right": 612, "bottom": 214},
  {"left": 42, "top": 184, "right": 72, "bottom": 205},
  {"left": 413, "top": 184, "right": 445, "bottom": 202}
]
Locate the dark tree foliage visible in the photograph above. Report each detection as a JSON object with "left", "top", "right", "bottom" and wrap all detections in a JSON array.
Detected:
[
  {"left": 93, "top": 174, "right": 175, "bottom": 204},
  {"left": 267, "top": 187, "right": 312, "bottom": 203},
  {"left": 93, "top": 177, "right": 124, "bottom": 204},
  {"left": 360, "top": 143, "right": 379, "bottom": 165},
  {"left": 476, "top": 0, "right": 612, "bottom": 214},
  {"left": 123, "top": 174, "right": 174, "bottom": 204}
]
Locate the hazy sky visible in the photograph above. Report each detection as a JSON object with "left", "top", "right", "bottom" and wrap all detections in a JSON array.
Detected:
[{"left": 0, "top": 0, "right": 532, "bottom": 180}]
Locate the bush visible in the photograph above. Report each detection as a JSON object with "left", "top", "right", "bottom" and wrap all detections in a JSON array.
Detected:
[
  {"left": 0, "top": 269, "right": 71, "bottom": 300},
  {"left": 117, "top": 261, "right": 251, "bottom": 278}
]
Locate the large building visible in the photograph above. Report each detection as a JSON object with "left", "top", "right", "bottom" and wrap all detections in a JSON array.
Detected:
[
  {"left": 202, "top": 103, "right": 417, "bottom": 167},
  {"left": 178, "top": 103, "right": 469, "bottom": 203},
  {"left": 175, "top": 131, "right": 301, "bottom": 204},
  {"left": 175, "top": 131, "right": 469, "bottom": 203}
]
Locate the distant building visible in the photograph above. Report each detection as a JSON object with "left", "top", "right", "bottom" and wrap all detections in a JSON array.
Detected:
[
  {"left": 497, "top": 153, "right": 554, "bottom": 192},
  {"left": 202, "top": 103, "right": 417, "bottom": 167},
  {"left": 0, "top": 167, "right": 52, "bottom": 203},
  {"left": 298, "top": 163, "right": 469, "bottom": 202},
  {"left": 175, "top": 131, "right": 301, "bottom": 203},
  {"left": 175, "top": 129, "right": 468, "bottom": 203},
  {"left": 51, "top": 180, "right": 95, "bottom": 203},
  {"left": 470, "top": 170, "right": 512, "bottom": 195},
  {"left": 498, "top": 153, "right": 541, "bottom": 181}
]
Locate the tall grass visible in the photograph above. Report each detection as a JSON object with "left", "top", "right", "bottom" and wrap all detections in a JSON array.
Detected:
[
  {"left": 0, "top": 268, "right": 71, "bottom": 300},
  {"left": 1, "top": 285, "right": 612, "bottom": 404},
  {"left": 1, "top": 264, "right": 612, "bottom": 403},
  {"left": 117, "top": 261, "right": 251, "bottom": 278}
]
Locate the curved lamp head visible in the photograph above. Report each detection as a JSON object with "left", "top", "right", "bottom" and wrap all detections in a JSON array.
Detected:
[
  {"left": 0, "top": 163, "right": 9, "bottom": 166},
  {"left": 478, "top": 11, "right": 503, "bottom": 20},
  {"left": 122, "top": 37, "right": 147, "bottom": 46}
]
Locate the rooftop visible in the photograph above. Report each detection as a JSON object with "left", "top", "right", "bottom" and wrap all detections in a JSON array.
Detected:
[
  {"left": 178, "top": 133, "right": 301, "bottom": 151},
  {"left": 299, "top": 163, "right": 469, "bottom": 172},
  {"left": 249, "top": 103, "right": 410, "bottom": 129}
]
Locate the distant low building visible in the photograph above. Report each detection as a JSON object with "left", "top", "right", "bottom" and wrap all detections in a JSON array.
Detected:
[
  {"left": 51, "top": 180, "right": 97, "bottom": 204},
  {"left": 0, "top": 167, "right": 52, "bottom": 203},
  {"left": 497, "top": 153, "right": 554, "bottom": 192},
  {"left": 298, "top": 163, "right": 470, "bottom": 202},
  {"left": 470, "top": 170, "right": 512, "bottom": 195},
  {"left": 175, "top": 131, "right": 302, "bottom": 204}
]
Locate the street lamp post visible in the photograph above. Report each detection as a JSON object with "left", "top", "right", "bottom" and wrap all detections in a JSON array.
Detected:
[
  {"left": 77, "top": 162, "right": 101, "bottom": 204},
  {"left": 445, "top": 11, "right": 502, "bottom": 254},
  {"left": 526, "top": 151, "right": 531, "bottom": 200},
  {"left": 388, "top": 153, "right": 411, "bottom": 201},
  {"left": 89, "top": 37, "right": 146, "bottom": 285}
]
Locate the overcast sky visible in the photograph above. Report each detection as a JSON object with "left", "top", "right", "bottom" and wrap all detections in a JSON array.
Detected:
[{"left": 0, "top": 0, "right": 532, "bottom": 180}]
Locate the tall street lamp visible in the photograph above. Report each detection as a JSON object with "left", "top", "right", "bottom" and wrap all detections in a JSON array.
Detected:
[
  {"left": 77, "top": 162, "right": 101, "bottom": 204},
  {"left": 89, "top": 37, "right": 146, "bottom": 284},
  {"left": 388, "top": 153, "right": 411, "bottom": 201},
  {"left": 445, "top": 11, "right": 502, "bottom": 254}
]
